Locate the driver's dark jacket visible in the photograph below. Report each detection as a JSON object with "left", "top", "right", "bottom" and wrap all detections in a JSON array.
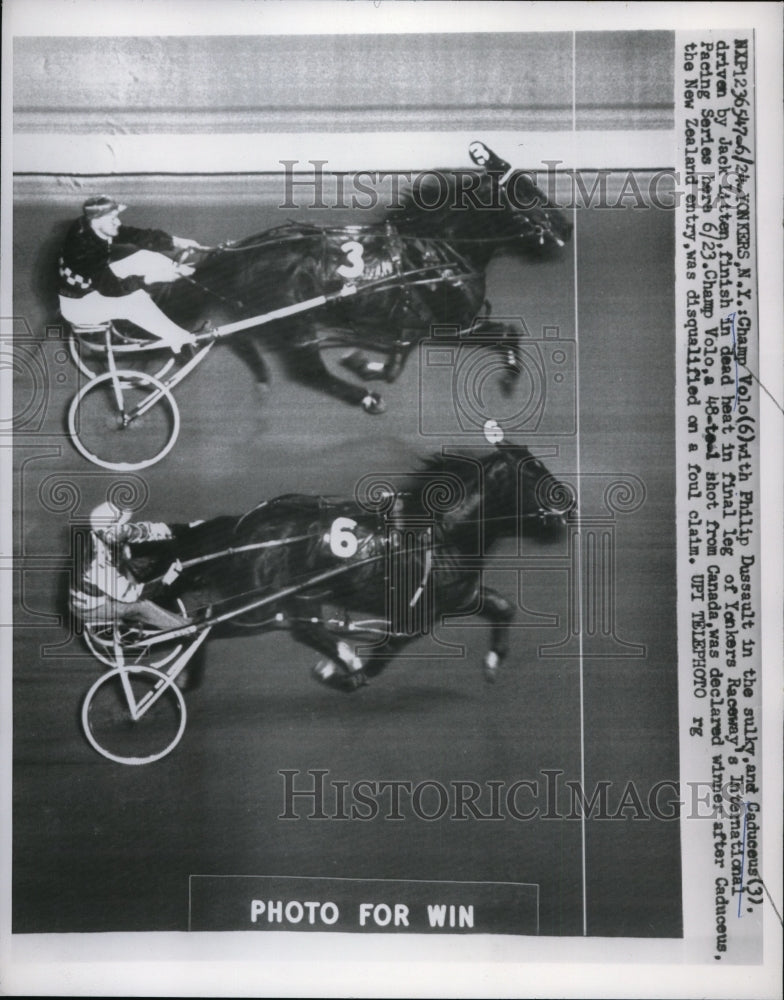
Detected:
[{"left": 58, "top": 218, "right": 176, "bottom": 299}]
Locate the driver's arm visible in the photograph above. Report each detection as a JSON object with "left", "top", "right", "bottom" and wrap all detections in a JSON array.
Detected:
[
  {"left": 117, "top": 225, "right": 204, "bottom": 253},
  {"left": 120, "top": 521, "right": 181, "bottom": 544}
]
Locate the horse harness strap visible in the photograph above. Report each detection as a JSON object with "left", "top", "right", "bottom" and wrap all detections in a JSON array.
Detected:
[
  {"left": 160, "top": 553, "right": 389, "bottom": 637},
  {"left": 385, "top": 221, "right": 405, "bottom": 282},
  {"left": 148, "top": 533, "right": 314, "bottom": 581},
  {"left": 385, "top": 223, "right": 434, "bottom": 327},
  {"left": 384, "top": 521, "right": 434, "bottom": 609},
  {"left": 409, "top": 541, "right": 432, "bottom": 609}
]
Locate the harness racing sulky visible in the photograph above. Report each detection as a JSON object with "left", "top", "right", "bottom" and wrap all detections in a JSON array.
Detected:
[
  {"left": 76, "top": 423, "right": 574, "bottom": 764},
  {"left": 65, "top": 142, "right": 571, "bottom": 470}
]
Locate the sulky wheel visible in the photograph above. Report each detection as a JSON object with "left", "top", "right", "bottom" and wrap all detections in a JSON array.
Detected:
[
  {"left": 82, "top": 620, "right": 185, "bottom": 671},
  {"left": 68, "top": 369, "right": 180, "bottom": 471},
  {"left": 81, "top": 666, "right": 187, "bottom": 765},
  {"left": 67, "top": 328, "right": 176, "bottom": 381}
]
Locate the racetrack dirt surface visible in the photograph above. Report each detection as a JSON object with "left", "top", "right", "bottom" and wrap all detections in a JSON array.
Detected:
[{"left": 12, "top": 175, "right": 679, "bottom": 937}]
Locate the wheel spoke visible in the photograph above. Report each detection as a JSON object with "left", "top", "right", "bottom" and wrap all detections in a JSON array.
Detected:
[
  {"left": 68, "top": 369, "right": 180, "bottom": 470},
  {"left": 68, "top": 331, "right": 175, "bottom": 380},
  {"left": 82, "top": 667, "right": 186, "bottom": 765},
  {"left": 83, "top": 621, "right": 184, "bottom": 670}
]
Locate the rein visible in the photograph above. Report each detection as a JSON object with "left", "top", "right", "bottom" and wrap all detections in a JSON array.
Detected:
[
  {"left": 167, "top": 505, "right": 555, "bottom": 625},
  {"left": 209, "top": 223, "right": 330, "bottom": 253},
  {"left": 176, "top": 272, "right": 246, "bottom": 310},
  {"left": 145, "top": 533, "right": 315, "bottom": 584},
  {"left": 149, "top": 554, "right": 389, "bottom": 640},
  {"left": 180, "top": 219, "right": 507, "bottom": 318},
  {"left": 206, "top": 224, "right": 537, "bottom": 254},
  {"left": 192, "top": 260, "right": 480, "bottom": 343}
]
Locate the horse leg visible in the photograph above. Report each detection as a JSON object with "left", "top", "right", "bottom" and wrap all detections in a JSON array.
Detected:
[
  {"left": 478, "top": 585, "right": 515, "bottom": 683},
  {"left": 467, "top": 319, "right": 522, "bottom": 395},
  {"left": 365, "top": 581, "right": 514, "bottom": 684},
  {"left": 285, "top": 320, "right": 386, "bottom": 414},
  {"left": 230, "top": 330, "right": 272, "bottom": 394},
  {"left": 341, "top": 336, "right": 414, "bottom": 384},
  {"left": 174, "top": 643, "right": 208, "bottom": 692},
  {"left": 360, "top": 634, "right": 414, "bottom": 680},
  {"left": 290, "top": 618, "right": 369, "bottom": 693},
  {"left": 383, "top": 339, "right": 416, "bottom": 383}
]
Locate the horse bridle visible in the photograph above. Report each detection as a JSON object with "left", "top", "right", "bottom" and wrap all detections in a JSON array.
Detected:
[
  {"left": 488, "top": 443, "right": 572, "bottom": 525},
  {"left": 468, "top": 141, "right": 565, "bottom": 248}
]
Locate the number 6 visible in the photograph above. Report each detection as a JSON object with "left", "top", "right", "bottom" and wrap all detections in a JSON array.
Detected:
[{"left": 329, "top": 517, "right": 358, "bottom": 558}]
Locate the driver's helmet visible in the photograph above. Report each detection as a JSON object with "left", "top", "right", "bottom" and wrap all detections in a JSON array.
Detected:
[
  {"left": 82, "top": 195, "right": 127, "bottom": 220},
  {"left": 90, "top": 501, "right": 131, "bottom": 538}
]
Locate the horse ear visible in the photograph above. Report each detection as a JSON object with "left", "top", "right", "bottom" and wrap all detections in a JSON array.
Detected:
[{"left": 469, "top": 141, "right": 511, "bottom": 177}]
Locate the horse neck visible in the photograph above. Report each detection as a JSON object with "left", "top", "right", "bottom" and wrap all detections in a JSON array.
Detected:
[
  {"left": 450, "top": 238, "right": 495, "bottom": 270},
  {"left": 474, "top": 462, "right": 519, "bottom": 547},
  {"left": 392, "top": 217, "right": 495, "bottom": 271},
  {"left": 429, "top": 490, "right": 519, "bottom": 555}
]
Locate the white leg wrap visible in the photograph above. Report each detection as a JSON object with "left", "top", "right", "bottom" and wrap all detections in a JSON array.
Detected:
[
  {"left": 337, "top": 640, "right": 363, "bottom": 673},
  {"left": 313, "top": 659, "right": 338, "bottom": 681},
  {"left": 483, "top": 651, "right": 500, "bottom": 683}
]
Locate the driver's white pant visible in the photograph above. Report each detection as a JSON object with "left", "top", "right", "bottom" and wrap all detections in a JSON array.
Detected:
[
  {"left": 59, "top": 289, "right": 193, "bottom": 349},
  {"left": 76, "top": 596, "right": 189, "bottom": 631}
]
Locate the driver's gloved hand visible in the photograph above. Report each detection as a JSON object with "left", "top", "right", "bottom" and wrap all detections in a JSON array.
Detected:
[{"left": 162, "top": 559, "right": 183, "bottom": 586}]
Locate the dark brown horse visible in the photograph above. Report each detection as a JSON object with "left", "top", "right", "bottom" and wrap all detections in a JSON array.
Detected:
[
  {"left": 154, "top": 143, "right": 572, "bottom": 414},
  {"left": 124, "top": 435, "right": 573, "bottom": 692}
]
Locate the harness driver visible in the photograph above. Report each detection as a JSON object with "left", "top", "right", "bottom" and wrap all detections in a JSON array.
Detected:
[
  {"left": 70, "top": 501, "right": 192, "bottom": 632},
  {"left": 58, "top": 195, "right": 206, "bottom": 353}
]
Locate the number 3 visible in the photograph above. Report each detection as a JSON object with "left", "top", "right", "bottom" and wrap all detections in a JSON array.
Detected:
[
  {"left": 337, "top": 240, "right": 365, "bottom": 280},
  {"left": 329, "top": 517, "right": 358, "bottom": 558}
]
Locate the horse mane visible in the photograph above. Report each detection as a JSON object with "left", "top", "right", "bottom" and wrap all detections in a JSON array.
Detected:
[
  {"left": 410, "top": 445, "right": 534, "bottom": 504},
  {"left": 419, "top": 450, "right": 482, "bottom": 476},
  {"left": 419, "top": 445, "right": 531, "bottom": 475},
  {"left": 387, "top": 167, "right": 570, "bottom": 255},
  {"left": 388, "top": 171, "right": 494, "bottom": 232},
  {"left": 401, "top": 450, "right": 487, "bottom": 510},
  {"left": 387, "top": 169, "right": 553, "bottom": 248}
]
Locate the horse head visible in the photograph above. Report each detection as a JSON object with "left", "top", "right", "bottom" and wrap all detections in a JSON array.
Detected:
[
  {"left": 481, "top": 420, "right": 575, "bottom": 542},
  {"left": 389, "top": 142, "right": 572, "bottom": 261},
  {"left": 414, "top": 422, "right": 573, "bottom": 552},
  {"left": 467, "top": 141, "right": 572, "bottom": 252}
]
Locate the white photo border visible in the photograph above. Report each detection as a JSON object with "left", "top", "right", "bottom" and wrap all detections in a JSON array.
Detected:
[{"left": 1, "top": 2, "right": 781, "bottom": 997}]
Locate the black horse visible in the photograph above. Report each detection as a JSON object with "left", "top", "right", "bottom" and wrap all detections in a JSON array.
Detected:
[
  {"left": 154, "top": 142, "right": 571, "bottom": 414},
  {"left": 125, "top": 436, "right": 572, "bottom": 692}
]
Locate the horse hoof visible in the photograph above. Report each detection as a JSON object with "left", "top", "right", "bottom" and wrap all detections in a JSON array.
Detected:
[
  {"left": 483, "top": 651, "right": 500, "bottom": 683},
  {"left": 342, "top": 671, "right": 368, "bottom": 692},
  {"left": 312, "top": 659, "right": 367, "bottom": 693},
  {"left": 499, "top": 372, "right": 518, "bottom": 397},
  {"left": 313, "top": 659, "right": 340, "bottom": 684},
  {"left": 361, "top": 392, "right": 386, "bottom": 415},
  {"left": 174, "top": 666, "right": 203, "bottom": 692},
  {"left": 341, "top": 350, "right": 367, "bottom": 376}
]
